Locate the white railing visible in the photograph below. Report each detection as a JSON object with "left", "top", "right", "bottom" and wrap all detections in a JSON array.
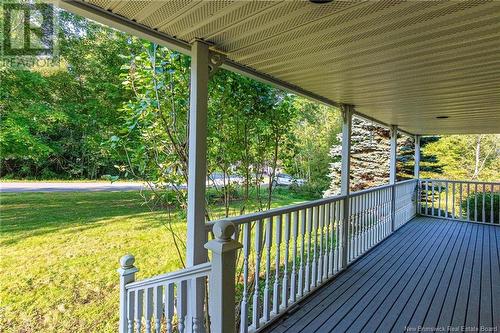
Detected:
[
  {"left": 419, "top": 179, "right": 499, "bottom": 225},
  {"left": 118, "top": 179, "right": 418, "bottom": 333},
  {"left": 119, "top": 258, "right": 211, "bottom": 333},
  {"left": 206, "top": 179, "right": 417, "bottom": 333}
]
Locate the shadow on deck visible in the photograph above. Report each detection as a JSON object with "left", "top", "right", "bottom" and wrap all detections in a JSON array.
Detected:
[{"left": 262, "top": 216, "right": 500, "bottom": 333}]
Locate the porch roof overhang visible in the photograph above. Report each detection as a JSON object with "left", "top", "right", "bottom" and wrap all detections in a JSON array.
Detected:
[{"left": 59, "top": 0, "right": 500, "bottom": 136}]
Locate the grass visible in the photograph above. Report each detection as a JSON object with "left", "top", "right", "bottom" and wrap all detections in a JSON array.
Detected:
[{"left": 0, "top": 188, "right": 314, "bottom": 333}]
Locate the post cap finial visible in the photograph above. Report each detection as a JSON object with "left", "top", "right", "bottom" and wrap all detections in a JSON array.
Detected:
[
  {"left": 120, "top": 254, "right": 135, "bottom": 269},
  {"left": 213, "top": 220, "right": 236, "bottom": 242}
]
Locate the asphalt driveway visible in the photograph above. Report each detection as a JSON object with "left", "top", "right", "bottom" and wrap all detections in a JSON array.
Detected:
[{"left": 0, "top": 182, "right": 146, "bottom": 193}]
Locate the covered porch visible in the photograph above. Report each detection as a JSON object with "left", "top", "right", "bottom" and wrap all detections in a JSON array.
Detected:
[
  {"left": 264, "top": 216, "right": 499, "bottom": 333},
  {"left": 56, "top": 1, "right": 500, "bottom": 332}
]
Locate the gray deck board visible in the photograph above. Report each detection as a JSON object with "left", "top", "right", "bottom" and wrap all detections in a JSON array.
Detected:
[
  {"left": 368, "top": 220, "right": 464, "bottom": 333},
  {"left": 422, "top": 222, "right": 472, "bottom": 328},
  {"left": 262, "top": 217, "right": 499, "bottom": 333},
  {"left": 282, "top": 218, "right": 438, "bottom": 333},
  {"left": 331, "top": 218, "right": 454, "bottom": 333},
  {"left": 492, "top": 228, "right": 500, "bottom": 328},
  {"left": 267, "top": 222, "right": 422, "bottom": 333}
]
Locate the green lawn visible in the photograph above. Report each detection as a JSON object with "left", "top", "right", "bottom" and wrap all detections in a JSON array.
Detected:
[{"left": 0, "top": 189, "right": 312, "bottom": 333}]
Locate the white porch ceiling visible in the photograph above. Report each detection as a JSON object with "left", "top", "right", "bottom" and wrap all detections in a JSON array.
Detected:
[{"left": 61, "top": 0, "right": 500, "bottom": 135}]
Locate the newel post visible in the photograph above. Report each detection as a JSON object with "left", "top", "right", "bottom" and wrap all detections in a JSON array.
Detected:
[
  {"left": 205, "top": 220, "right": 243, "bottom": 333},
  {"left": 118, "top": 254, "right": 138, "bottom": 333}
]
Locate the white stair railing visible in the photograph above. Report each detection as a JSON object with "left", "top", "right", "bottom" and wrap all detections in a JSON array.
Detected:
[{"left": 118, "top": 221, "right": 242, "bottom": 333}]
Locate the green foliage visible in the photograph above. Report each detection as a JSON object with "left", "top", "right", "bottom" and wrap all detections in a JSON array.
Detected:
[
  {"left": 0, "top": 189, "right": 313, "bottom": 332},
  {"left": 287, "top": 101, "right": 341, "bottom": 193},
  {"left": 460, "top": 192, "right": 499, "bottom": 223},
  {"left": 421, "top": 135, "right": 499, "bottom": 181},
  {"left": 0, "top": 12, "right": 135, "bottom": 179}
]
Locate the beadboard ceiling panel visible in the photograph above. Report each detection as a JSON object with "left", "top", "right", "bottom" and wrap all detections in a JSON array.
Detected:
[{"left": 61, "top": 0, "right": 500, "bottom": 135}]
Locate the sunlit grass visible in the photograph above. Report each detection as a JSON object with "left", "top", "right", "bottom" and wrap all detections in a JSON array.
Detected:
[{"left": 0, "top": 189, "right": 314, "bottom": 332}]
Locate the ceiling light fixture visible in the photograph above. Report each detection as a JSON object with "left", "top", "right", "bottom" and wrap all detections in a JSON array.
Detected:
[{"left": 309, "top": 0, "right": 334, "bottom": 4}]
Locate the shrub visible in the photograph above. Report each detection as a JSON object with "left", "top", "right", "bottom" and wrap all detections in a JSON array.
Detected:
[{"left": 460, "top": 191, "right": 499, "bottom": 223}]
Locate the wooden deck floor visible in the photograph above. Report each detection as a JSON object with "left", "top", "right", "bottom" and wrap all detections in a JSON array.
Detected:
[{"left": 263, "top": 216, "right": 500, "bottom": 333}]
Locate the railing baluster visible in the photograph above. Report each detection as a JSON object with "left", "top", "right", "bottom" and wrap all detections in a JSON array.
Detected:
[
  {"left": 252, "top": 219, "right": 263, "bottom": 330},
  {"left": 281, "top": 213, "right": 291, "bottom": 309},
  {"left": 240, "top": 222, "right": 251, "bottom": 333},
  {"left": 491, "top": 184, "right": 494, "bottom": 224},
  {"left": 134, "top": 289, "right": 143, "bottom": 333},
  {"left": 376, "top": 189, "right": 380, "bottom": 242},
  {"left": 359, "top": 194, "right": 363, "bottom": 249},
  {"left": 263, "top": 217, "right": 272, "bottom": 322},
  {"left": 272, "top": 215, "right": 282, "bottom": 315},
  {"left": 312, "top": 206, "right": 319, "bottom": 288},
  {"left": 329, "top": 202, "right": 335, "bottom": 276},
  {"left": 368, "top": 192, "right": 372, "bottom": 246},
  {"left": 358, "top": 195, "right": 362, "bottom": 257},
  {"left": 424, "top": 180, "right": 428, "bottom": 215},
  {"left": 431, "top": 180, "right": 435, "bottom": 216},
  {"left": 324, "top": 203, "right": 331, "bottom": 279},
  {"left": 437, "top": 181, "right": 441, "bottom": 217},
  {"left": 153, "top": 286, "right": 162, "bottom": 332},
  {"left": 482, "top": 184, "right": 486, "bottom": 223},
  {"left": 335, "top": 200, "right": 341, "bottom": 272},
  {"left": 317, "top": 205, "right": 324, "bottom": 284},
  {"left": 145, "top": 287, "right": 153, "bottom": 333},
  {"left": 367, "top": 192, "right": 372, "bottom": 248},
  {"left": 467, "top": 183, "right": 470, "bottom": 222},
  {"left": 164, "top": 283, "right": 174, "bottom": 333},
  {"left": 474, "top": 183, "right": 478, "bottom": 222},
  {"left": 305, "top": 208, "right": 312, "bottom": 293},
  {"left": 290, "top": 212, "right": 298, "bottom": 303},
  {"left": 363, "top": 193, "right": 367, "bottom": 252},
  {"left": 445, "top": 181, "right": 449, "bottom": 219},
  {"left": 357, "top": 195, "right": 361, "bottom": 257},
  {"left": 350, "top": 196, "right": 355, "bottom": 261},
  {"left": 177, "top": 281, "right": 187, "bottom": 333},
  {"left": 298, "top": 209, "right": 306, "bottom": 298},
  {"left": 127, "top": 290, "right": 135, "bottom": 333},
  {"left": 452, "top": 182, "right": 455, "bottom": 219},
  {"left": 459, "top": 182, "right": 463, "bottom": 220}
]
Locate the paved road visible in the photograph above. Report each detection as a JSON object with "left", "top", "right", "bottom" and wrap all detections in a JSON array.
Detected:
[{"left": 0, "top": 182, "right": 147, "bottom": 193}]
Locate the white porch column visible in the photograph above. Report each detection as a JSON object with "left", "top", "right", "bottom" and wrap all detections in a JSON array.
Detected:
[
  {"left": 389, "top": 125, "right": 398, "bottom": 185},
  {"left": 186, "top": 40, "right": 210, "bottom": 333},
  {"left": 414, "top": 135, "right": 421, "bottom": 179},
  {"left": 340, "top": 105, "right": 352, "bottom": 196},
  {"left": 389, "top": 125, "right": 398, "bottom": 231},
  {"left": 340, "top": 105, "right": 352, "bottom": 269}
]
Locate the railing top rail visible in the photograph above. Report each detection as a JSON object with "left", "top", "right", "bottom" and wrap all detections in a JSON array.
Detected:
[
  {"left": 421, "top": 178, "right": 500, "bottom": 185},
  {"left": 126, "top": 262, "right": 211, "bottom": 291},
  {"left": 206, "top": 193, "right": 347, "bottom": 228},
  {"left": 206, "top": 179, "right": 418, "bottom": 228},
  {"left": 349, "top": 179, "right": 417, "bottom": 198}
]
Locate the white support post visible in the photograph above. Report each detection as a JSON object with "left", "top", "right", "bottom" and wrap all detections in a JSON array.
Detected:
[
  {"left": 414, "top": 135, "right": 421, "bottom": 179},
  {"left": 340, "top": 105, "right": 352, "bottom": 269},
  {"left": 389, "top": 125, "right": 398, "bottom": 185},
  {"left": 118, "top": 255, "right": 138, "bottom": 333},
  {"left": 205, "top": 221, "right": 243, "bottom": 333},
  {"left": 389, "top": 125, "right": 398, "bottom": 231},
  {"left": 186, "top": 40, "right": 210, "bottom": 333},
  {"left": 414, "top": 135, "right": 421, "bottom": 215}
]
